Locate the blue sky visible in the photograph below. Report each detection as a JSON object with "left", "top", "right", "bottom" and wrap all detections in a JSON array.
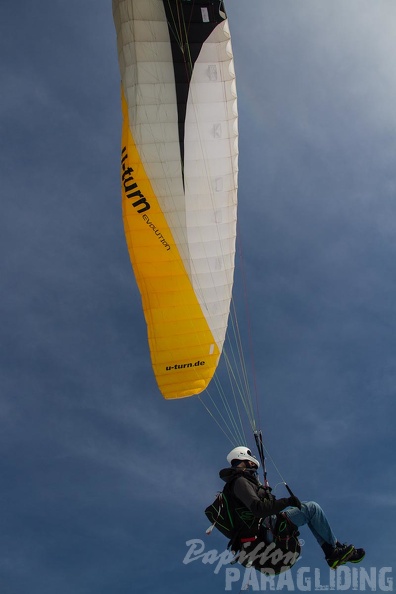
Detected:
[{"left": 1, "top": 1, "right": 396, "bottom": 592}]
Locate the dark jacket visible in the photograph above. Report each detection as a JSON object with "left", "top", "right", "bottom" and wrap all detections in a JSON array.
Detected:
[{"left": 219, "top": 467, "right": 292, "bottom": 519}]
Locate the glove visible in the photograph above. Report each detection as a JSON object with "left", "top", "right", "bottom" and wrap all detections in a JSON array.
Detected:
[{"left": 288, "top": 495, "right": 302, "bottom": 510}]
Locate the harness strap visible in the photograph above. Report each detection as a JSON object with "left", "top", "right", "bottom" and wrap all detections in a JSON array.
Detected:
[{"left": 240, "top": 536, "right": 257, "bottom": 543}]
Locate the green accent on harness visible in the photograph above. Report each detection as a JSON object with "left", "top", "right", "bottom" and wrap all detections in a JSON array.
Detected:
[{"left": 222, "top": 492, "right": 234, "bottom": 530}]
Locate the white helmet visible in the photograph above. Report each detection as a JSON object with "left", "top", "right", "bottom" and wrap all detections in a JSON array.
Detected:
[{"left": 227, "top": 446, "right": 260, "bottom": 468}]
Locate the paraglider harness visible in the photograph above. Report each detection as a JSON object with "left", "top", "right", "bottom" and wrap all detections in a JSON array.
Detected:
[
  {"left": 205, "top": 481, "right": 300, "bottom": 574},
  {"left": 205, "top": 432, "right": 301, "bottom": 575}
]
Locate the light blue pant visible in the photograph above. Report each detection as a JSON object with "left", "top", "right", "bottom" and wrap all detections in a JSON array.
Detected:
[{"left": 284, "top": 501, "right": 337, "bottom": 548}]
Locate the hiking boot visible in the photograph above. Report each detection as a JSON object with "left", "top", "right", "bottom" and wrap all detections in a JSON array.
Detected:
[
  {"left": 348, "top": 548, "right": 365, "bottom": 564},
  {"left": 326, "top": 543, "right": 354, "bottom": 569}
]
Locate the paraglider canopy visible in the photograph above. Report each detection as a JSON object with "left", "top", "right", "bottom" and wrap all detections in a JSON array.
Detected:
[{"left": 113, "top": 0, "right": 239, "bottom": 400}]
